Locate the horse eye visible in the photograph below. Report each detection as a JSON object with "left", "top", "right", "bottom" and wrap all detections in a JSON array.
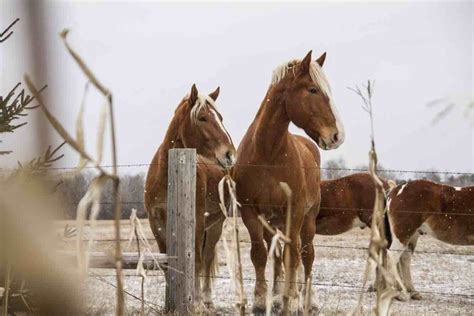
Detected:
[
  {"left": 308, "top": 87, "right": 318, "bottom": 94},
  {"left": 198, "top": 116, "right": 207, "bottom": 122}
]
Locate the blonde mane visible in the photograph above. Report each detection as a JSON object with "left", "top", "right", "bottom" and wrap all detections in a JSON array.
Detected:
[
  {"left": 271, "top": 59, "right": 332, "bottom": 98},
  {"left": 189, "top": 94, "right": 217, "bottom": 124}
]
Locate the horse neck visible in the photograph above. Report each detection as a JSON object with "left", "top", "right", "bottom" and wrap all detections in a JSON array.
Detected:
[
  {"left": 157, "top": 113, "right": 187, "bottom": 175},
  {"left": 252, "top": 86, "right": 290, "bottom": 157}
]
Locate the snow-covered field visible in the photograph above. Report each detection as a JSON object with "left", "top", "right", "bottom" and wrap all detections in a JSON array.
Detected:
[{"left": 57, "top": 220, "right": 473, "bottom": 315}]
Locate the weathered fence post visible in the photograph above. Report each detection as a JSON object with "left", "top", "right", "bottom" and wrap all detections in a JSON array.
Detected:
[{"left": 166, "top": 149, "right": 196, "bottom": 314}]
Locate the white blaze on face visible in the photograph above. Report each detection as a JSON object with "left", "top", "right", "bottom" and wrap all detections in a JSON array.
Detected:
[
  {"left": 210, "top": 108, "right": 233, "bottom": 145},
  {"left": 309, "top": 61, "right": 345, "bottom": 147}
]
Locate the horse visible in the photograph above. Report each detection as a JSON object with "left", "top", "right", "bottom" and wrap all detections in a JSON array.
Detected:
[
  {"left": 316, "top": 173, "right": 391, "bottom": 235},
  {"left": 385, "top": 179, "right": 474, "bottom": 300},
  {"left": 233, "top": 51, "right": 344, "bottom": 314},
  {"left": 316, "top": 173, "right": 421, "bottom": 298},
  {"left": 144, "top": 84, "right": 236, "bottom": 310}
]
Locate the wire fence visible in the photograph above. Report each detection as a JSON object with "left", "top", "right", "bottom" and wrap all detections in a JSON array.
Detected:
[
  {"left": 88, "top": 271, "right": 474, "bottom": 300},
  {"left": 57, "top": 199, "right": 474, "bottom": 217},
  {"left": 45, "top": 160, "right": 473, "bottom": 311},
  {"left": 2, "top": 161, "right": 474, "bottom": 175},
  {"left": 78, "top": 237, "right": 473, "bottom": 257}
]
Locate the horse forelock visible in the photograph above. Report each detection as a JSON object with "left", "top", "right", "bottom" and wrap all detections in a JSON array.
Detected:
[
  {"left": 271, "top": 59, "right": 332, "bottom": 97},
  {"left": 188, "top": 93, "right": 217, "bottom": 125}
]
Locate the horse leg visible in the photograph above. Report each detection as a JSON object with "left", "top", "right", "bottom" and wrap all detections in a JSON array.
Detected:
[
  {"left": 300, "top": 210, "right": 317, "bottom": 312},
  {"left": 241, "top": 206, "right": 268, "bottom": 314},
  {"left": 264, "top": 228, "right": 284, "bottom": 311},
  {"left": 148, "top": 206, "right": 175, "bottom": 309},
  {"left": 400, "top": 233, "right": 422, "bottom": 300},
  {"left": 201, "top": 216, "right": 225, "bottom": 309},
  {"left": 149, "top": 206, "right": 167, "bottom": 253},
  {"left": 194, "top": 196, "right": 206, "bottom": 312}
]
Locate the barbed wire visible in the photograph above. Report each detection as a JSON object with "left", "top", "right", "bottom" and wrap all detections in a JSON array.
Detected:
[
  {"left": 76, "top": 237, "right": 473, "bottom": 257},
  {"left": 89, "top": 271, "right": 474, "bottom": 300},
  {"left": 1, "top": 161, "right": 473, "bottom": 175},
  {"left": 58, "top": 200, "right": 474, "bottom": 217},
  {"left": 88, "top": 270, "right": 162, "bottom": 313}
]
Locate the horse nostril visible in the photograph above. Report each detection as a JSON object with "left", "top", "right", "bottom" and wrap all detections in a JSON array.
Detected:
[
  {"left": 225, "top": 151, "right": 235, "bottom": 165},
  {"left": 332, "top": 132, "right": 339, "bottom": 143}
]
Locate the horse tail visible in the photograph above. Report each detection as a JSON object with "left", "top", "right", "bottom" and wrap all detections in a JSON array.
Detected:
[
  {"left": 383, "top": 195, "right": 393, "bottom": 248},
  {"left": 384, "top": 210, "right": 392, "bottom": 248}
]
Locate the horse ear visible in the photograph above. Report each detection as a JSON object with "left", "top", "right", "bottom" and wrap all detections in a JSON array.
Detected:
[
  {"left": 189, "top": 84, "right": 198, "bottom": 106},
  {"left": 316, "top": 52, "right": 327, "bottom": 67},
  {"left": 209, "top": 86, "right": 220, "bottom": 101},
  {"left": 300, "top": 50, "right": 312, "bottom": 73}
]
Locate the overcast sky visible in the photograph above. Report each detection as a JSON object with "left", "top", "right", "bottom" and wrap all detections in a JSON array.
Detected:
[{"left": 1, "top": 1, "right": 472, "bottom": 175}]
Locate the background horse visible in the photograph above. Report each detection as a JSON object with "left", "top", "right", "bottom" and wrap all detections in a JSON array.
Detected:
[
  {"left": 233, "top": 51, "right": 344, "bottom": 314},
  {"left": 315, "top": 173, "right": 420, "bottom": 298},
  {"left": 316, "top": 173, "right": 392, "bottom": 235},
  {"left": 144, "top": 84, "right": 236, "bottom": 310},
  {"left": 386, "top": 179, "right": 474, "bottom": 300}
]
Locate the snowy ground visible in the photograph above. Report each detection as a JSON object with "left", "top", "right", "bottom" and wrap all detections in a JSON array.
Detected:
[{"left": 56, "top": 220, "right": 473, "bottom": 315}]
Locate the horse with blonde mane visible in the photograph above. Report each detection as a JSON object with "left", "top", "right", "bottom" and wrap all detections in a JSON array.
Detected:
[
  {"left": 233, "top": 51, "right": 344, "bottom": 314},
  {"left": 144, "top": 84, "right": 236, "bottom": 310}
]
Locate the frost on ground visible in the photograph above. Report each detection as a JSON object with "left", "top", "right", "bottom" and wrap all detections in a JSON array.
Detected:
[{"left": 56, "top": 220, "right": 473, "bottom": 315}]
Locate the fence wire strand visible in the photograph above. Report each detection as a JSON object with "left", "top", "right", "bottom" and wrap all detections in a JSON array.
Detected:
[
  {"left": 89, "top": 271, "right": 474, "bottom": 300},
  {"left": 1, "top": 161, "right": 473, "bottom": 175}
]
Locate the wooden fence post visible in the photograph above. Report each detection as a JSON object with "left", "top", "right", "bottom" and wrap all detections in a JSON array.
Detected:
[{"left": 166, "top": 148, "right": 196, "bottom": 313}]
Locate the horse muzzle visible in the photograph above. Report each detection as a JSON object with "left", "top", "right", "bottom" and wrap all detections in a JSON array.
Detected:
[{"left": 217, "top": 148, "right": 237, "bottom": 170}]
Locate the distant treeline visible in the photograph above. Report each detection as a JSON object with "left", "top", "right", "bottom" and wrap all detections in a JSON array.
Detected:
[
  {"left": 58, "top": 159, "right": 473, "bottom": 219},
  {"left": 58, "top": 172, "right": 146, "bottom": 220},
  {"left": 321, "top": 158, "right": 474, "bottom": 185}
]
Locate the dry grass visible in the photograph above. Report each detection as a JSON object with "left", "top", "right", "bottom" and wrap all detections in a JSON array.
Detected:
[{"left": 55, "top": 219, "right": 473, "bottom": 315}]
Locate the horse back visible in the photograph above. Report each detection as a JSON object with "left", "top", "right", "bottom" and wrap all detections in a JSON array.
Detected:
[
  {"left": 317, "top": 173, "right": 374, "bottom": 235},
  {"left": 388, "top": 180, "right": 474, "bottom": 245}
]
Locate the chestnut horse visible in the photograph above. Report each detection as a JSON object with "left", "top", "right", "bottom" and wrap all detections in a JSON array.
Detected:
[
  {"left": 386, "top": 179, "right": 474, "bottom": 300},
  {"left": 233, "top": 51, "right": 344, "bottom": 314},
  {"left": 316, "top": 173, "right": 420, "bottom": 298},
  {"left": 316, "top": 173, "right": 391, "bottom": 235},
  {"left": 144, "top": 84, "right": 236, "bottom": 310}
]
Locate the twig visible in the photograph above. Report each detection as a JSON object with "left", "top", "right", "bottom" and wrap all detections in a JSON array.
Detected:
[
  {"left": 218, "top": 175, "right": 247, "bottom": 315},
  {"left": 23, "top": 75, "right": 108, "bottom": 174},
  {"left": 130, "top": 209, "right": 145, "bottom": 316},
  {"left": 0, "top": 18, "right": 20, "bottom": 43},
  {"left": 349, "top": 80, "right": 402, "bottom": 316},
  {"left": 280, "top": 182, "right": 293, "bottom": 316},
  {"left": 0, "top": 82, "right": 46, "bottom": 136},
  {"left": 59, "top": 29, "right": 124, "bottom": 315}
]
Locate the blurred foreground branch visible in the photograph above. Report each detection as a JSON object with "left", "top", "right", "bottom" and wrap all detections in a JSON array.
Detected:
[{"left": 23, "top": 28, "right": 125, "bottom": 315}]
